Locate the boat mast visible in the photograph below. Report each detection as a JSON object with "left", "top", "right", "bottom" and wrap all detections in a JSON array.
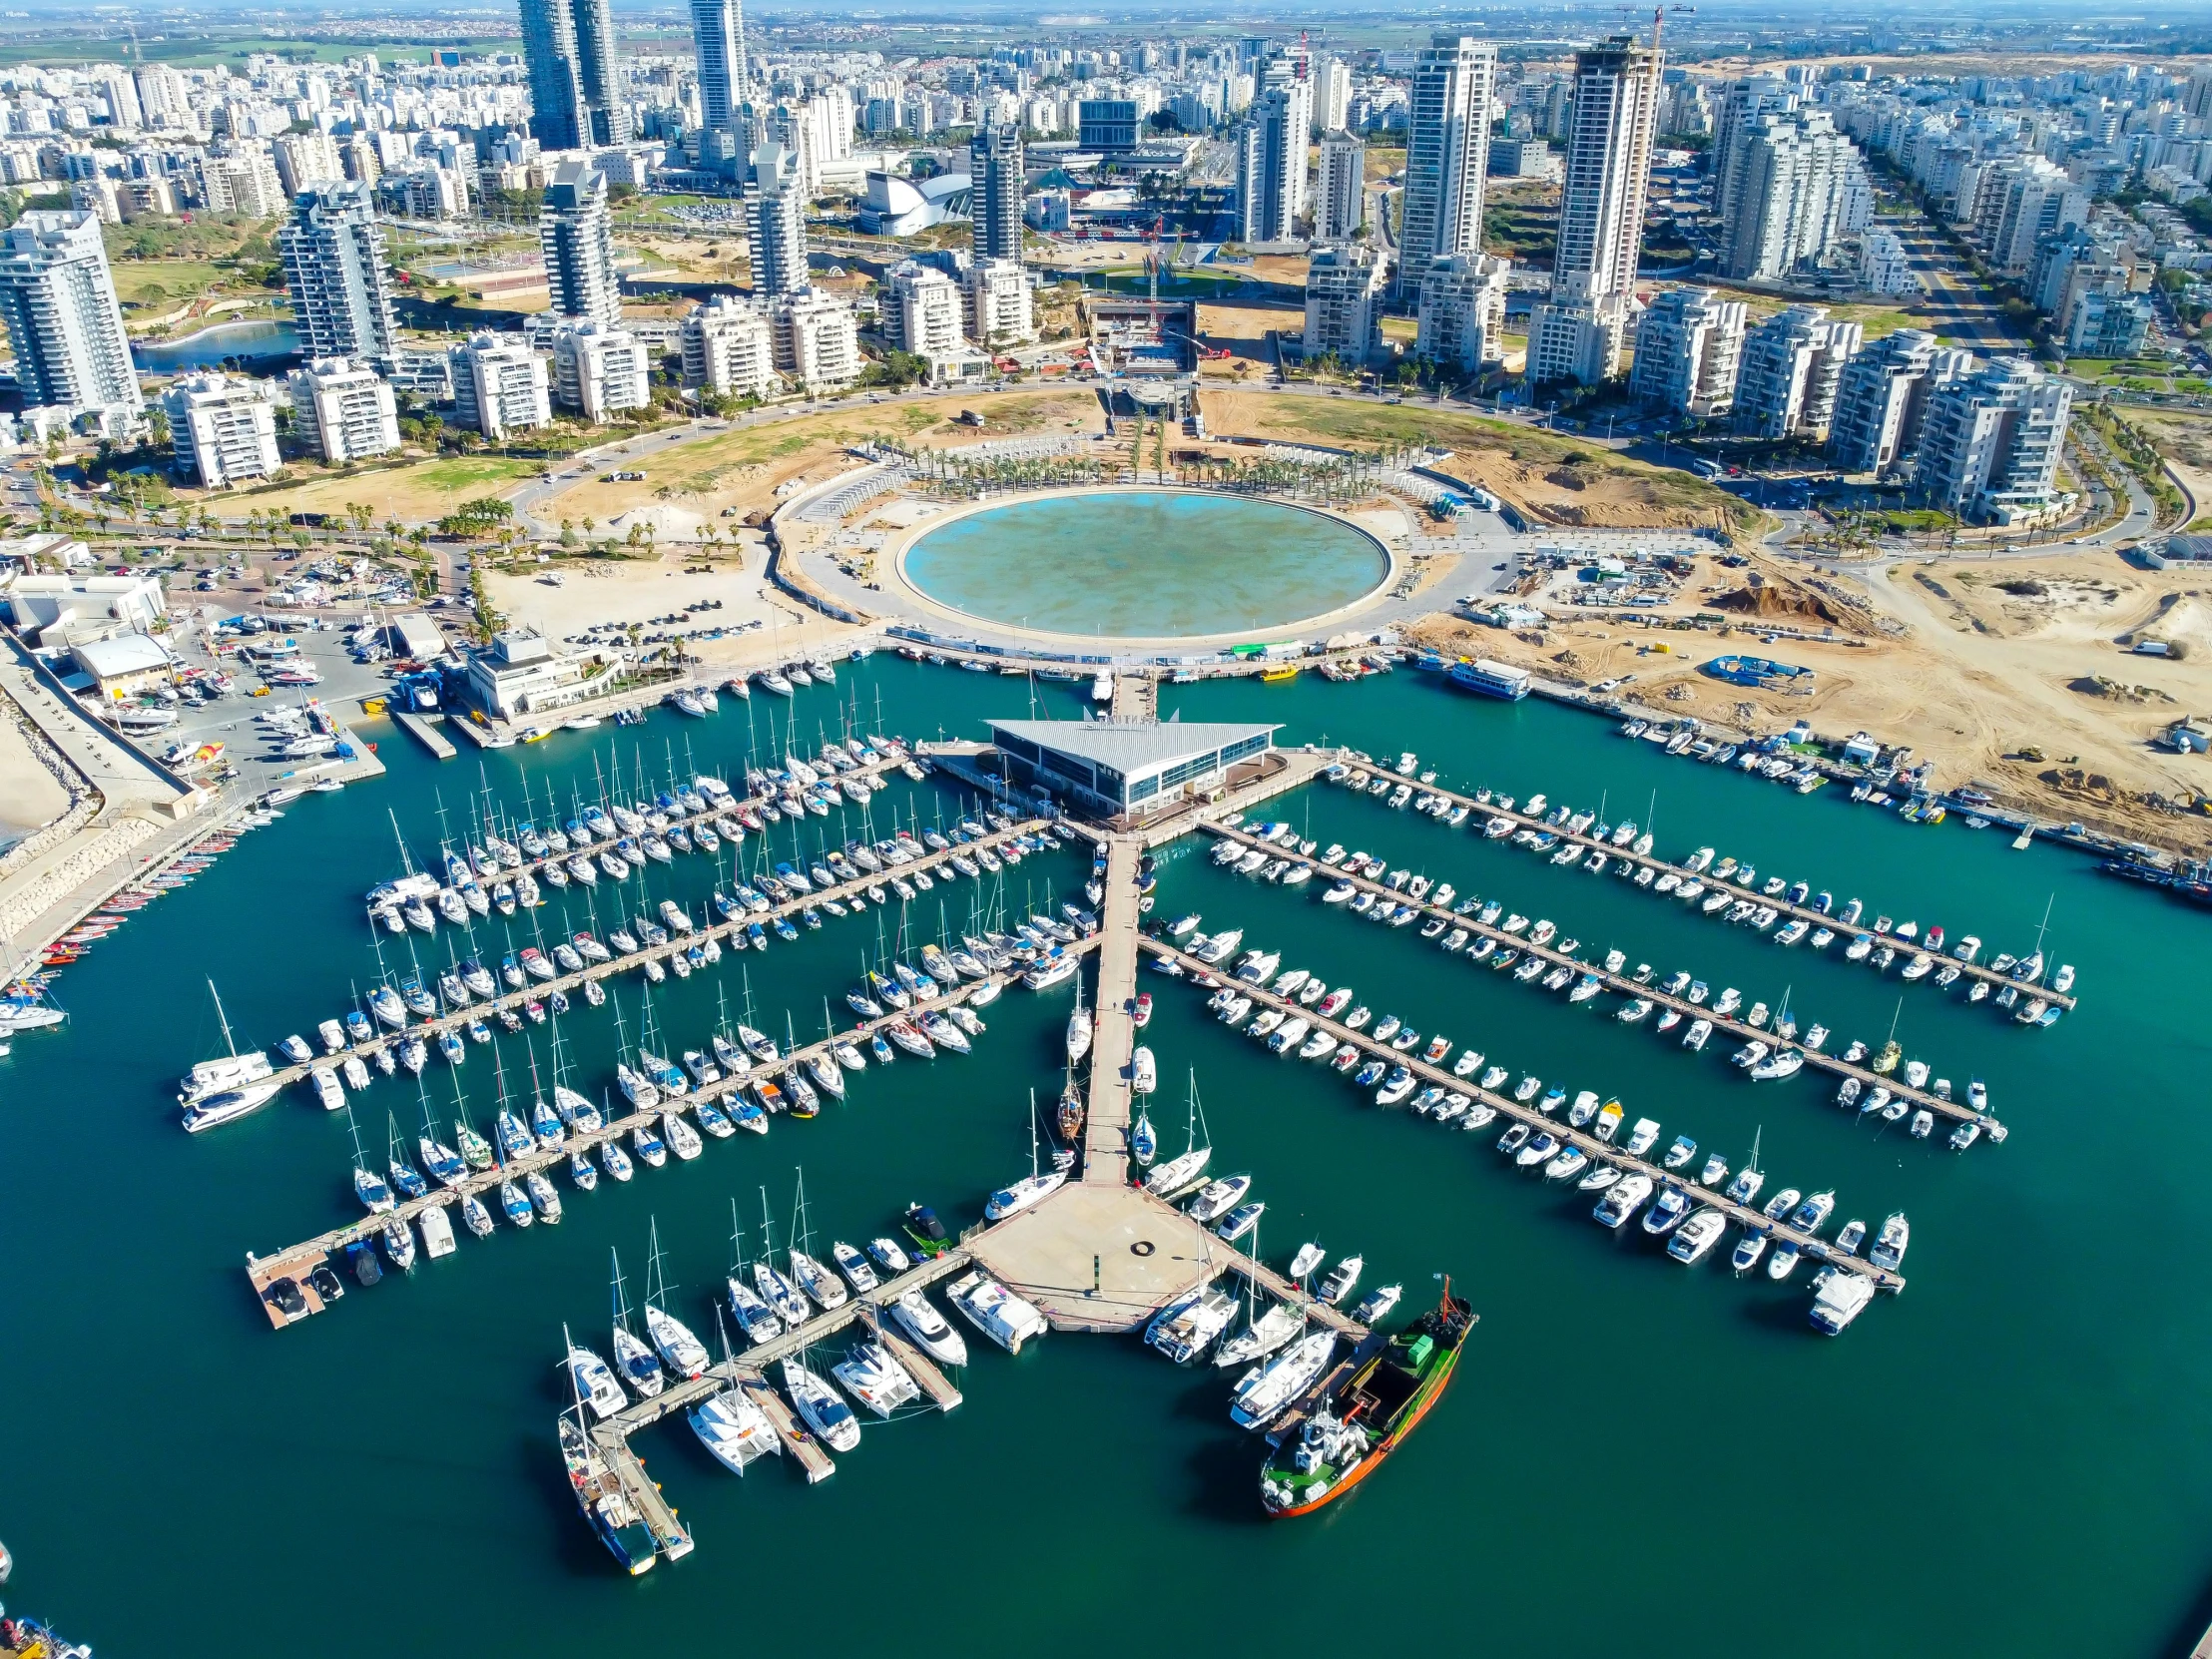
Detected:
[{"left": 208, "top": 977, "right": 239, "bottom": 1058}]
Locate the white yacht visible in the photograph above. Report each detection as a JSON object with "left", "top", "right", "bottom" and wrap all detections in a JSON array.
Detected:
[
  {"left": 946, "top": 1268, "right": 1049, "bottom": 1354},
  {"left": 645, "top": 1304, "right": 710, "bottom": 1379},
  {"left": 1145, "top": 1285, "right": 1240, "bottom": 1365},
  {"left": 1869, "top": 1213, "right": 1911, "bottom": 1272},
  {"left": 567, "top": 1341, "right": 630, "bottom": 1419},
  {"left": 891, "top": 1288, "right": 969, "bottom": 1366},
  {"left": 985, "top": 1168, "right": 1068, "bottom": 1221},
  {"left": 1809, "top": 1267, "right": 1877, "bottom": 1335},
  {"left": 782, "top": 1359, "right": 861, "bottom": 1450},
  {"left": 1228, "top": 1332, "right": 1338, "bottom": 1429},
  {"left": 832, "top": 1342, "right": 923, "bottom": 1417},
  {"left": 1215, "top": 1301, "right": 1305, "bottom": 1368},
  {"left": 688, "top": 1385, "right": 783, "bottom": 1473}
]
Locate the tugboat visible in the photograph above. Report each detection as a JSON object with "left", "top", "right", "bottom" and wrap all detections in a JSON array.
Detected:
[{"left": 1258, "top": 1278, "right": 1475, "bottom": 1517}]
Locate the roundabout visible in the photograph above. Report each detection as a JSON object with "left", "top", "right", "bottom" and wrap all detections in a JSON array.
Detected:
[{"left": 886, "top": 486, "right": 1396, "bottom": 643}]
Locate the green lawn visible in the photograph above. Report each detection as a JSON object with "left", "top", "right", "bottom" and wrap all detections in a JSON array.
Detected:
[{"left": 109, "top": 259, "right": 233, "bottom": 311}]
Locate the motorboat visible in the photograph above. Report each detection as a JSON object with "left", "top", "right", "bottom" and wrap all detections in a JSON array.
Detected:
[
  {"left": 831, "top": 1342, "right": 923, "bottom": 1417},
  {"left": 782, "top": 1359, "right": 861, "bottom": 1451}
]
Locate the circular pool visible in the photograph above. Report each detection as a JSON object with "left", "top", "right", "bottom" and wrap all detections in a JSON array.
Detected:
[{"left": 897, "top": 489, "right": 1390, "bottom": 640}]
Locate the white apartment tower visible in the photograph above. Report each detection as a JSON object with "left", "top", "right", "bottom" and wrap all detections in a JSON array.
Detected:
[
  {"left": 278, "top": 181, "right": 399, "bottom": 361},
  {"left": 287, "top": 356, "right": 401, "bottom": 464},
  {"left": 1628, "top": 286, "right": 1747, "bottom": 418},
  {"left": 1731, "top": 306, "right": 1862, "bottom": 441},
  {"left": 550, "top": 320, "right": 652, "bottom": 422},
  {"left": 1234, "top": 84, "right": 1307, "bottom": 243},
  {"left": 969, "top": 123, "right": 1025, "bottom": 264},
  {"left": 748, "top": 144, "right": 810, "bottom": 298},
  {"left": 1723, "top": 111, "right": 1861, "bottom": 283},
  {"left": 1303, "top": 242, "right": 1387, "bottom": 366},
  {"left": 884, "top": 262, "right": 965, "bottom": 359},
  {"left": 1527, "top": 34, "right": 1663, "bottom": 385},
  {"left": 162, "top": 373, "right": 280, "bottom": 487},
  {"left": 964, "top": 258, "right": 1035, "bottom": 346},
  {"left": 1314, "top": 133, "right": 1367, "bottom": 243},
  {"left": 1398, "top": 37, "right": 1497, "bottom": 292},
  {"left": 451, "top": 333, "right": 552, "bottom": 439},
  {"left": 0, "top": 210, "right": 140, "bottom": 428},
  {"left": 770, "top": 289, "right": 859, "bottom": 392},
  {"left": 1828, "top": 328, "right": 1970, "bottom": 475},
  {"left": 1315, "top": 55, "right": 1352, "bottom": 136},
  {"left": 689, "top": 0, "right": 749, "bottom": 166},
  {"left": 540, "top": 160, "right": 622, "bottom": 326},
  {"left": 1916, "top": 356, "right": 2074, "bottom": 525},
  {"left": 681, "top": 295, "right": 778, "bottom": 400},
  {"left": 1414, "top": 253, "right": 1510, "bottom": 376}
]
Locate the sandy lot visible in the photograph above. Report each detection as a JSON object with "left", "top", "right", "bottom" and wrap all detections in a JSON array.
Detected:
[
  {"left": 0, "top": 712, "right": 69, "bottom": 844},
  {"left": 1416, "top": 547, "right": 2212, "bottom": 850},
  {"left": 202, "top": 454, "right": 548, "bottom": 523},
  {"left": 486, "top": 550, "right": 857, "bottom": 669}
]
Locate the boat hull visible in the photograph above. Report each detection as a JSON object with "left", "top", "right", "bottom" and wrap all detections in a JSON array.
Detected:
[{"left": 1262, "top": 1311, "right": 1469, "bottom": 1518}]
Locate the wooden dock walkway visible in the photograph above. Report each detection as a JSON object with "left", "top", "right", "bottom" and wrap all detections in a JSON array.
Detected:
[
  {"left": 245, "top": 811, "right": 1058, "bottom": 1100},
  {"left": 1208, "top": 1226, "right": 1370, "bottom": 1340},
  {"left": 1344, "top": 765, "right": 2075, "bottom": 1013},
  {"left": 1203, "top": 817, "right": 2000, "bottom": 1138},
  {"left": 740, "top": 1373, "right": 835, "bottom": 1482},
  {"left": 858, "top": 1306, "right": 963, "bottom": 1410},
  {"left": 391, "top": 711, "right": 455, "bottom": 759},
  {"left": 593, "top": 1430, "right": 695, "bottom": 1557},
  {"left": 1081, "top": 834, "right": 1142, "bottom": 1184},
  {"left": 1138, "top": 933, "right": 1906, "bottom": 1293}
]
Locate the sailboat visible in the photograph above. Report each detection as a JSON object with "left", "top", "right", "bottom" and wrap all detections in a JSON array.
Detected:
[
  {"left": 755, "top": 1186, "right": 812, "bottom": 1327},
  {"left": 642, "top": 1219, "right": 709, "bottom": 1379},
  {"left": 1724, "top": 1127, "right": 1766, "bottom": 1207},
  {"left": 1065, "top": 971, "right": 1093, "bottom": 1063},
  {"left": 787, "top": 1168, "right": 849, "bottom": 1312},
  {"left": 1130, "top": 1105, "right": 1158, "bottom": 1167},
  {"left": 1216, "top": 1228, "right": 1306, "bottom": 1367},
  {"left": 725, "top": 1201, "right": 785, "bottom": 1345},
  {"left": 609, "top": 1247, "right": 665, "bottom": 1398},
  {"left": 985, "top": 1091, "right": 1068, "bottom": 1220},
  {"left": 347, "top": 1105, "right": 394, "bottom": 1213},
  {"left": 1143, "top": 1071, "right": 1213, "bottom": 1199},
  {"left": 180, "top": 980, "right": 281, "bottom": 1132},
  {"left": 689, "top": 1311, "right": 783, "bottom": 1473}
]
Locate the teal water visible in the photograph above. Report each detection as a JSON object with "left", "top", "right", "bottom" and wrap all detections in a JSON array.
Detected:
[
  {"left": 900, "top": 490, "right": 1389, "bottom": 639},
  {"left": 4, "top": 658, "right": 2210, "bottom": 1657},
  {"left": 130, "top": 318, "right": 300, "bottom": 372}
]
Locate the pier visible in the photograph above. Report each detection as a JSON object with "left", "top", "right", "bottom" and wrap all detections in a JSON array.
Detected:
[
  {"left": 391, "top": 711, "right": 456, "bottom": 760},
  {"left": 1202, "top": 817, "right": 1995, "bottom": 1135},
  {"left": 248, "top": 810, "right": 1059, "bottom": 1100},
  {"left": 1139, "top": 932, "right": 1907, "bottom": 1293},
  {"left": 1344, "top": 767, "right": 2076, "bottom": 1013},
  {"left": 1080, "top": 834, "right": 1142, "bottom": 1183}
]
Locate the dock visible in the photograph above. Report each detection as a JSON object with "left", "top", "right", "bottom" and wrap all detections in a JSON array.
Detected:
[
  {"left": 1341, "top": 767, "right": 2076, "bottom": 1013},
  {"left": 391, "top": 711, "right": 456, "bottom": 760},
  {"left": 741, "top": 1374, "right": 835, "bottom": 1482},
  {"left": 593, "top": 1431, "right": 695, "bottom": 1558},
  {"left": 248, "top": 810, "right": 1058, "bottom": 1100},
  {"left": 1081, "top": 834, "right": 1142, "bottom": 1183},
  {"left": 1139, "top": 932, "right": 1906, "bottom": 1293},
  {"left": 1206, "top": 814, "right": 2001, "bottom": 1137},
  {"left": 857, "top": 1305, "right": 963, "bottom": 1409}
]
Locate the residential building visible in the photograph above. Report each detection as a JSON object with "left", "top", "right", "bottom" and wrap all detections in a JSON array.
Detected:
[
  {"left": 1488, "top": 138, "right": 1559, "bottom": 181},
  {"left": 1710, "top": 76, "right": 1797, "bottom": 227},
  {"left": 969, "top": 123, "right": 1024, "bottom": 264},
  {"left": 519, "top": 0, "right": 627, "bottom": 152},
  {"left": 287, "top": 356, "right": 400, "bottom": 463},
  {"left": 1985, "top": 160, "right": 2087, "bottom": 277},
  {"left": 747, "top": 144, "right": 809, "bottom": 298},
  {"left": 540, "top": 160, "right": 621, "bottom": 327},
  {"left": 1628, "top": 286, "right": 1747, "bottom": 418},
  {"left": 1413, "top": 253, "right": 1509, "bottom": 376},
  {"left": 550, "top": 320, "right": 651, "bottom": 421},
  {"left": 1731, "top": 306, "right": 1861, "bottom": 440},
  {"left": 964, "top": 257, "right": 1035, "bottom": 346},
  {"left": 1313, "top": 132, "right": 1366, "bottom": 242},
  {"left": 450, "top": 333, "right": 551, "bottom": 439},
  {"left": 688, "top": 0, "right": 749, "bottom": 168},
  {"left": 1078, "top": 99, "right": 1140, "bottom": 151},
  {"left": 1303, "top": 242, "right": 1386, "bottom": 366},
  {"left": 883, "top": 260, "right": 965, "bottom": 358},
  {"left": 2062, "top": 286, "right": 2152, "bottom": 357},
  {"left": 1399, "top": 36, "right": 1497, "bottom": 290},
  {"left": 1858, "top": 229, "right": 1916, "bottom": 296},
  {"left": 0, "top": 209, "right": 139, "bottom": 429},
  {"left": 1315, "top": 55, "right": 1352, "bottom": 136},
  {"left": 1234, "top": 83, "right": 1306, "bottom": 243},
  {"left": 769, "top": 288, "right": 859, "bottom": 391},
  {"left": 278, "top": 181, "right": 398, "bottom": 362},
  {"left": 202, "top": 148, "right": 285, "bottom": 218},
  {"left": 1828, "top": 328, "right": 1969, "bottom": 474},
  {"left": 272, "top": 132, "right": 343, "bottom": 198},
  {"left": 1723, "top": 110, "right": 1863, "bottom": 282},
  {"left": 1916, "top": 356, "right": 2073, "bottom": 524},
  {"left": 1527, "top": 34, "right": 1662, "bottom": 385},
  {"left": 162, "top": 373, "right": 280, "bottom": 488},
  {"left": 681, "top": 294, "right": 778, "bottom": 400}
]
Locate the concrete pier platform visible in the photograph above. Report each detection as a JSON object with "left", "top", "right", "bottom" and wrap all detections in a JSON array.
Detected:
[{"left": 968, "top": 1181, "right": 1238, "bottom": 1335}]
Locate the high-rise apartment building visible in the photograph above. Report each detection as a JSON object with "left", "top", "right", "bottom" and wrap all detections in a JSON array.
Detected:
[
  {"left": 1709, "top": 76, "right": 1797, "bottom": 227},
  {"left": 1628, "top": 286, "right": 1747, "bottom": 418},
  {"left": 769, "top": 288, "right": 859, "bottom": 391},
  {"left": 969, "top": 123, "right": 1024, "bottom": 264},
  {"left": 747, "top": 144, "right": 808, "bottom": 297},
  {"left": 1731, "top": 305, "right": 1861, "bottom": 441},
  {"left": 1303, "top": 242, "right": 1386, "bottom": 365},
  {"left": 964, "top": 258, "right": 1035, "bottom": 346},
  {"left": 1915, "top": 356, "right": 2073, "bottom": 524},
  {"left": 1827, "top": 328, "right": 1969, "bottom": 475},
  {"left": 688, "top": 0, "right": 748, "bottom": 167},
  {"left": 550, "top": 319, "right": 651, "bottom": 421},
  {"left": 681, "top": 294, "right": 778, "bottom": 400},
  {"left": 540, "top": 160, "right": 621, "bottom": 326},
  {"left": 883, "top": 261, "right": 964, "bottom": 358},
  {"left": 1527, "top": 34, "right": 1663, "bottom": 385},
  {"left": 1313, "top": 133, "right": 1366, "bottom": 242},
  {"left": 1723, "top": 111, "right": 1862, "bottom": 282},
  {"left": 1398, "top": 36, "right": 1497, "bottom": 291},
  {"left": 0, "top": 210, "right": 140, "bottom": 427},
  {"left": 1234, "top": 80, "right": 1307, "bottom": 243},
  {"left": 1314, "top": 55, "right": 1352, "bottom": 136},
  {"left": 203, "top": 149, "right": 285, "bottom": 218},
  {"left": 519, "top": 0, "right": 628, "bottom": 152},
  {"left": 451, "top": 332, "right": 552, "bottom": 439},
  {"left": 272, "top": 132, "right": 343, "bottom": 198},
  {"left": 278, "top": 181, "right": 399, "bottom": 361},
  {"left": 287, "top": 356, "right": 401, "bottom": 463},
  {"left": 1413, "top": 253, "right": 1510, "bottom": 376},
  {"left": 163, "top": 373, "right": 280, "bottom": 487}
]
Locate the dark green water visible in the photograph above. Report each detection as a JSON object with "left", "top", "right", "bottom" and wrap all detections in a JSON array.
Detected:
[{"left": 4, "top": 657, "right": 2209, "bottom": 1658}]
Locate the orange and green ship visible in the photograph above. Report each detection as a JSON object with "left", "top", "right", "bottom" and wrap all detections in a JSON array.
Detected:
[{"left": 1258, "top": 1282, "right": 1475, "bottom": 1517}]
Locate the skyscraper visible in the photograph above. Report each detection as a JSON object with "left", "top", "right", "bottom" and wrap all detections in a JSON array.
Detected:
[
  {"left": 278, "top": 181, "right": 399, "bottom": 361},
  {"left": 969, "top": 122, "right": 1024, "bottom": 264},
  {"left": 1827, "top": 328, "right": 1969, "bottom": 475},
  {"left": 1234, "top": 85, "right": 1305, "bottom": 243},
  {"left": 1526, "top": 33, "right": 1663, "bottom": 385},
  {"left": 747, "top": 144, "right": 809, "bottom": 297},
  {"left": 689, "top": 0, "right": 748, "bottom": 167},
  {"left": 540, "top": 160, "right": 622, "bottom": 326},
  {"left": 1313, "top": 132, "right": 1366, "bottom": 242},
  {"left": 1722, "top": 110, "right": 1861, "bottom": 282},
  {"left": 1398, "top": 36, "right": 1497, "bottom": 291},
  {"left": 1731, "top": 306, "right": 1861, "bottom": 441},
  {"left": 0, "top": 210, "right": 140, "bottom": 425},
  {"left": 518, "top": 0, "right": 628, "bottom": 152}
]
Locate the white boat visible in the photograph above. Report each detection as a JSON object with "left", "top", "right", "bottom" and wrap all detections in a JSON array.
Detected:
[
  {"left": 946, "top": 1268, "right": 1048, "bottom": 1354},
  {"left": 1228, "top": 1332, "right": 1338, "bottom": 1429},
  {"left": 1144, "top": 1145, "right": 1212, "bottom": 1200},
  {"left": 1870, "top": 1212, "right": 1910, "bottom": 1271},
  {"left": 1215, "top": 1301, "right": 1305, "bottom": 1368},
  {"left": 645, "top": 1304, "right": 709, "bottom": 1379},
  {"left": 1317, "top": 1254, "right": 1364, "bottom": 1305},
  {"left": 1809, "top": 1267, "right": 1877, "bottom": 1335},
  {"left": 782, "top": 1358, "right": 861, "bottom": 1450},
  {"left": 567, "top": 1340, "right": 630, "bottom": 1419},
  {"left": 891, "top": 1288, "right": 969, "bottom": 1366},
  {"left": 1667, "top": 1208, "right": 1727, "bottom": 1264},
  {"left": 832, "top": 1341, "right": 923, "bottom": 1417},
  {"left": 1186, "top": 1173, "right": 1253, "bottom": 1225},
  {"left": 1288, "top": 1242, "right": 1326, "bottom": 1281},
  {"left": 1146, "top": 1284, "right": 1240, "bottom": 1364},
  {"left": 688, "top": 1385, "right": 783, "bottom": 1473}
]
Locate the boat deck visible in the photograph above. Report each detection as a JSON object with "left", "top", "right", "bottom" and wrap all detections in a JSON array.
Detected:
[{"left": 1204, "top": 818, "right": 1998, "bottom": 1137}]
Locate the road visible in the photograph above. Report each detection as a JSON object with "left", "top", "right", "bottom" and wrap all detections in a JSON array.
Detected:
[{"left": 1889, "top": 219, "right": 2032, "bottom": 352}]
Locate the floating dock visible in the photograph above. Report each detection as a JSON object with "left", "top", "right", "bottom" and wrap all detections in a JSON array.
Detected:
[
  {"left": 391, "top": 711, "right": 456, "bottom": 760},
  {"left": 1342, "top": 768, "right": 2076, "bottom": 1013},
  {"left": 1140, "top": 932, "right": 1905, "bottom": 1294},
  {"left": 1080, "top": 834, "right": 1142, "bottom": 1184}
]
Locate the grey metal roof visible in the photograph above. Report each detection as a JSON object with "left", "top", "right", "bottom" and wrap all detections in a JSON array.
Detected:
[{"left": 988, "top": 718, "right": 1277, "bottom": 778}]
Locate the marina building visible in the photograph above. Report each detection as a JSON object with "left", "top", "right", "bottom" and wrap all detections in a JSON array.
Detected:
[
  {"left": 68, "top": 632, "right": 175, "bottom": 704},
  {"left": 4, "top": 570, "right": 165, "bottom": 648},
  {"left": 986, "top": 718, "right": 1279, "bottom": 824},
  {"left": 287, "top": 356, "right": 400, "bottom": 463},
  {"left": 161, "top": 373, "right": 280, "bottom": 488},
  {"left": 463, "top": 629, "right": 623, "bottom": 719}
]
